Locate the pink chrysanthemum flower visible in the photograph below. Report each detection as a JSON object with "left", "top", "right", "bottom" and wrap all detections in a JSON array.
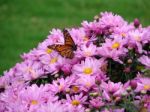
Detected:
[
  {"left": 66, "top": 104, "right": 85, "bottom": 112},
  {"left": 19, "top": 85, "right": 47, "bottom": 105},
  {"left": 142, "top": 95, "right": 150, "bottom": 111},
  {"left": 21, "top": 39, "right": 54, "bottom": 61},
  {"left": 0, "top": 86, "right": 29, "bottom": 111},
  {"left": 99, "top": 12, "right": 127, "bottom": 28},
  {"left": 113, "top": 24, "right": 134, "bottom": 38},
  {"left": 37, "top": 39, "right": 55, "bottom": 55},
  {"left": 49, "top": 76, "right": 74, "bottom": 94},
  {"left": 76, "top": 76, "right": 96, "bottom": 91},
  {"left": 0, "top": 101, "right": 6, "bottom": 112},
  {"left": 76, "top": 43, "right": 97, "bottom": 57},
  {"left": 0, "top": 68, "right": 15, "bottom": 89},
  {"left": 5, "top": 101, "right": 29, "bottom": 112},
  {"left": 82, "top": 20, "right": 102, "bottom": 36},
  {"left": 70, "top": 28, "right": 90, "bottom": 46},
  {"left": 138, "top": 55, "right": 150, "bottom": 69},
  {"left": 16, "top": 84, "right": 57, "bottom": 111},
  {"left": 127, "top": 30, "right": 144, "bottom": 53},
  {"left": 15, "top": 61, "right": 44, "bottom": 81},
  {"left": 135, "top": 78, "right": 150, "bottom": 93},
  {"left": 38, "top": 101, "right": 67, "bottom": 112},
  {"left": 101, "top": 81, "right": 125, "bottom": 101},
  {"left": 90, "top": 97, "right": 105, "bottom": 109},
  {"left": 47, "top": 29, "right": 64, "bottom": 44},
  {"left": 39, "top": 52, "right": 63, "bottom": 74},
  {"left": 72, "top": 57, "right": 101, "bottom": 77},
  {"left": 97, "top": 37, "right": 128, "bottom": 63},
  {"left": 66, "top": 93, "right": 87, "bottom": 107},
  {"left": 21, "top": 48, "right": 39, "bottom": 61},
  {"left": 142, "top": 27, "right": 150, "bottom": 44},
  {"left": 102, "top": 108, "right": 125, "bottom": 112}
]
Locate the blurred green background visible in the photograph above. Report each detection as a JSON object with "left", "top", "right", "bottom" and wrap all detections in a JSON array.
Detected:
[{"left": 0, "top": 0, "right": 150, "bottom": 75}]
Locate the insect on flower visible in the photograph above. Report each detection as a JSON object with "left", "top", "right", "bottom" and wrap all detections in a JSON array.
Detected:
[{"left": 48, "top": 29, "right": 77, "bottom": 59}]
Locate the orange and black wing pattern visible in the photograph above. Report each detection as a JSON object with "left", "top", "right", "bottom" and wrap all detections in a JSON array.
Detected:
[
  {"left": 48, "top": 29, "right": 76, "bottom": 59},
  {"left": 63, "top": 29, "right": 75, "bottom": 46}
]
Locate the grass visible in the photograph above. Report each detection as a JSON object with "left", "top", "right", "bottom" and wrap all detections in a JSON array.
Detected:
[{"left": 0, "top": 0, "right": 150, "bottom": 75}]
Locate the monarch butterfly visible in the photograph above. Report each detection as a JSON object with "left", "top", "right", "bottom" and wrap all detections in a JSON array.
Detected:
[{"left": 48, "top": 29, "right": 77, "bottom": 59}]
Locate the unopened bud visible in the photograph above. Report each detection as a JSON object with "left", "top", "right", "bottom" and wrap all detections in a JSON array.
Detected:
[
  {"left": 54, "top": 74, "right": 59, "bottom": 78},
  {"left": 123, "top": 67, "right": 131, "bottom": 73},
  {"left": 128, "top": 46, "right": 133, "bottom": 50},
  {"left": 89, "top": 92, "right": 99, "bottom": 97},
  {"left": 141, "top": 90, "right": 147, "bottom": 94},
  {"left": 122, "top": 91, "right": 128, "bottom": 96},
  {"left": 130, "top": 80, "right": 137, "bottom": 89},
  {"left": 85, "top": 108, "right": 91, "bottom": 112},
  {"left": 115, "top": 96, "right": 121, "bottom": 102},
  {"left": 134, "top": 18, "right": 140, "bottom": 28},
  {"left": 94, "top": 15, "right": 99, "bottom": 21},
  {"left": 66, "top": 88, "right": 70, "bottom": 93},
  {"left": 127, "top": 59, "right": 132, "bottom": 64}
]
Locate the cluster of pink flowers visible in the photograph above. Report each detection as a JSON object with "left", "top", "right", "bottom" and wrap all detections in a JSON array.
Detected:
[{"left": 0, "top": 12, "right": 150, "bottom": 112}]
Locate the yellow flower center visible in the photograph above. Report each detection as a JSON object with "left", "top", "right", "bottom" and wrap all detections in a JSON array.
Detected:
[
  {"left": 112, "top": 42, "right": 120, "bottom": 49},
  {"left": 83, "top": 36, "right": 89, "bottom": 41},
  {"left": 58, "top": 85, "right": 64, "bottom": 91},
  {"left": 26, "top": 68, "right": 37, "bottom": 78},
  {"left": 50, "top": 57, "right": 58, "bottom": 64},
  {"left": 85, "top": 51, "right": 92, "bottom": 56},
  {"left": 144, "top": 85, "right": 150, "bottom": 90},
  {"left": 134, "top": 36, "right": 141, "bottom": 41},
  {"left": 83, "top": 67, "right": 93, "bottom": 75},
  {"left": 71, "top": 100, "right": 80, "bottom": 106},
  {"left": 31, "top": 100, "right": 38, "bottom": 105},
  {"left": 46, "top": 48, "right": 53, "bottom": 54},
  {"left": 121, "top": 33, "right": 126, "bottom": 38},
  {"left": 86, "top": 82, "right": 91, "bottom": 87},
  {"left": 72, "top": 86, "right": 79, "bottom": 93}
]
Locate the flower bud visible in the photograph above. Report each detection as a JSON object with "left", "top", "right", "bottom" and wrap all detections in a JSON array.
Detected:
[
  {"left": 126, "top": 86, "right": 132, "bottom": 92},
  {"left": 134, "top": 18, "right": 140, "bottom": 28},
  {"left": 94, "top": 15, "right": 99, "bottom": 22},
  {"left": 114, "top": 96, "right": 121, "bottom": 102},
  {"left": 85, "top": 108, "right": 91, "bottom": 112},
  {"left": 130, "top": 80, "right": 137, "bottom": 89},
  {"left": 141, "top": 90, "right": 147, "bottom": 94},
  {"left": 89, "top": 92, "right": 99, "bottom": 97},
  {"left": 54, "top": 74, "right": 59, "bottom": 78},
  {"left": 122, "top": 91, "right": 128, "bottom": 96},
  {"left": 66, "top": 88, "right": 70, "bottom": 93},
  {"left": 127, "top": 59, "right": 132, "bottom": 64},
  {"left": 123, "top": 67, "right": 130, "bottom": 73}
]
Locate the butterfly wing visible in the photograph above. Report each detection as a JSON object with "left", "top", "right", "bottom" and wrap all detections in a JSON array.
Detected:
[
  {"left": 59, "top": 47, "right": 74, "bottom": 59},
  {"left": 47, "top": 29, "right": 76, "bottom": 59},
  {"left": 63, "top": 29, "right": 76, "bottom": 46},
  {"left": 48, "top": 44, "right": 74, "bottom": 59},
  {"left": 48, "top": 44, "right": 68, "bottom": 52}
]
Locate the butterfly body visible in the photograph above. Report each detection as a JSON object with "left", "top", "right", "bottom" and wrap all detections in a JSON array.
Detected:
[{"left": 48, "top": 29, "right": 77, "bottom": 59}]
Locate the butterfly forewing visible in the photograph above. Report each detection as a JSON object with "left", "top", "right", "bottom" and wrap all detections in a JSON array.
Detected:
[{"left": 63, "top": 29, "right": 75, "bottom": 46}]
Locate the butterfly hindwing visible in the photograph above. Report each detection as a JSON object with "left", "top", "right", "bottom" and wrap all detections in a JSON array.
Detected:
[
  {"left": 48, "top": 44, "right": 74, "bottom": 59},
  {"left": 48, "top": 44, "right": 70, "bottom": 52},
  {"left": 59, "top": 48, "right": 74, "bottom": 59},
  {"left": 63, "top": 29, "right": 75, "bottom": 46}
]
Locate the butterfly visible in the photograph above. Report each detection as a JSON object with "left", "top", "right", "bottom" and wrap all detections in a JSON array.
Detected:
[{"left": 48, "top": 29, "right": 77, "bottom": 59}]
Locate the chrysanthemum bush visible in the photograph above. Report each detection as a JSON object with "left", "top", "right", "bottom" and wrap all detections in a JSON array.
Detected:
[{"left": 0, "top": 12, "right": 150, "bottom": 112}]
